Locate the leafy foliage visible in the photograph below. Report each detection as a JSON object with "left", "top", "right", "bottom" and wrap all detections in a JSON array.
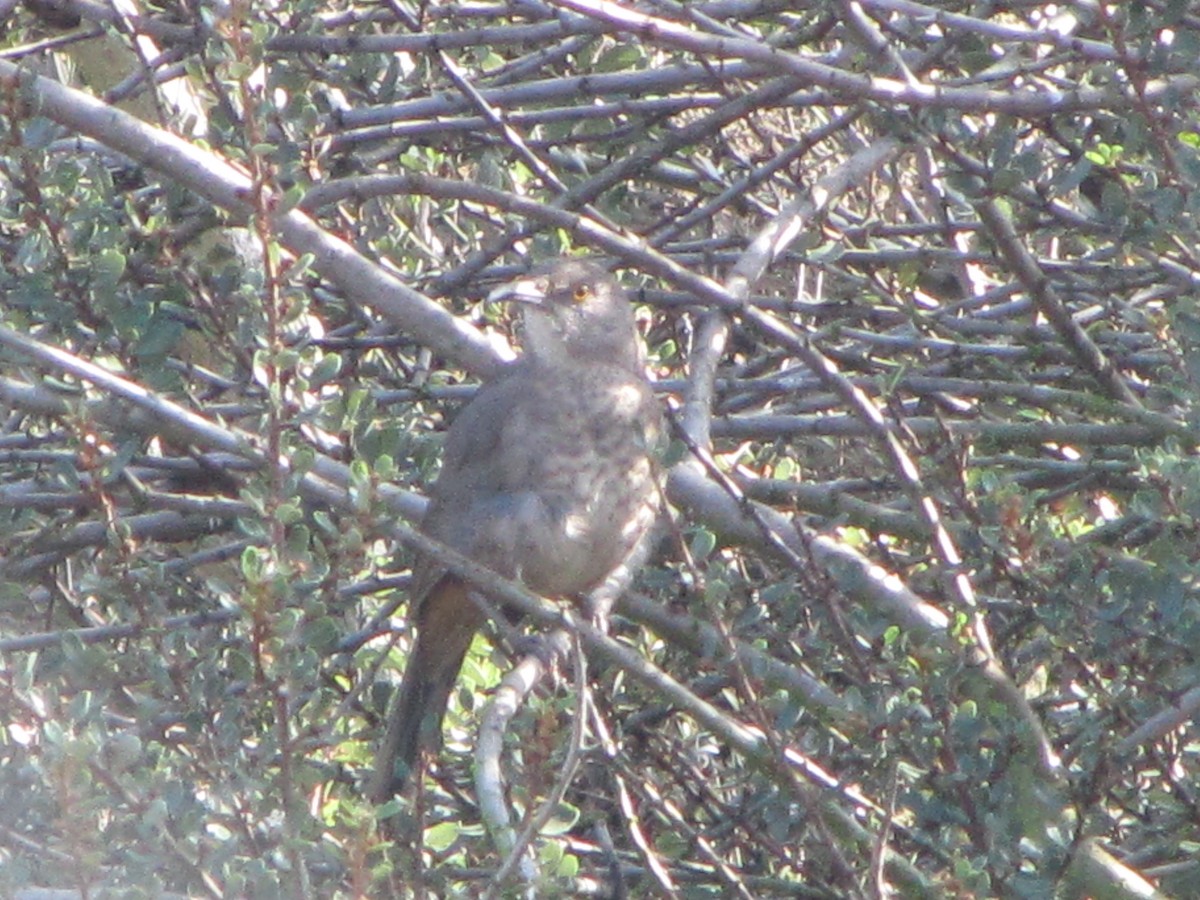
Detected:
[{"left": 1, "top": 0, "right": 1199, "bottom": 897}]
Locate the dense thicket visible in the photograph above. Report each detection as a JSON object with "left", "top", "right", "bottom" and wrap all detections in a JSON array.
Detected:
[{"left": 2, "top": 1, "right": 1199, "bottom": 897}]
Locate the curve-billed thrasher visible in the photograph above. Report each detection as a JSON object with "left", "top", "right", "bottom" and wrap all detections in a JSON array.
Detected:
[{"left": 369, "top": 260, "right": 660, "bottom": 801}]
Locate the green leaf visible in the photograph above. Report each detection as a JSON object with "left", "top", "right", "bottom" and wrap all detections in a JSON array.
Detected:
[
  {"left": 93, "top": 247, "right": 126, "bottom": 286},
  {"left": 241, "top": 546, "right": 267, "bottom": 583},
  {"left": 537, "top": 802, "right": 580, "bottom": 836},
  {"left": 689, "top": 527, "right": 717, "bottom": 560},
  {"left": 424, "top": 821, "right": 461, "bottom": 852}
]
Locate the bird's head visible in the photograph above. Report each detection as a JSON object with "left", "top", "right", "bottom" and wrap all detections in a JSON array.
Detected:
[{"left": 488, "top": 260, "right": 643, "bottom": 370}]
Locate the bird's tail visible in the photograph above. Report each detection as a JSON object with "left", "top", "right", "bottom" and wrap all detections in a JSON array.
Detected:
[{"left": 369, "top": 579, "right": 480, "bottom": 802}]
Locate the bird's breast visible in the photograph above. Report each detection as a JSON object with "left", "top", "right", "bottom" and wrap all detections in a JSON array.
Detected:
[{"left": 489, "top": 370, "right": 657, "bottom": 593}]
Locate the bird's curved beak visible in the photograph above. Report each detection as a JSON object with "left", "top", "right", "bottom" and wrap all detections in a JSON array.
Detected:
[{"left": 487, "top": 275, "right": 548, "bottom": 306}]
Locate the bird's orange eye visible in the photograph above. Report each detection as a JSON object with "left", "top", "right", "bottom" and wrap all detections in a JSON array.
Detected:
[{"left": 573, "top": 285, "right": 591, "bottom": 302}]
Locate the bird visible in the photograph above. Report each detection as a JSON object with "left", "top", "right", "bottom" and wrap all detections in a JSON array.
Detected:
[{"left": 369, "top": 259, "right": 661, "bottom": 802}]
